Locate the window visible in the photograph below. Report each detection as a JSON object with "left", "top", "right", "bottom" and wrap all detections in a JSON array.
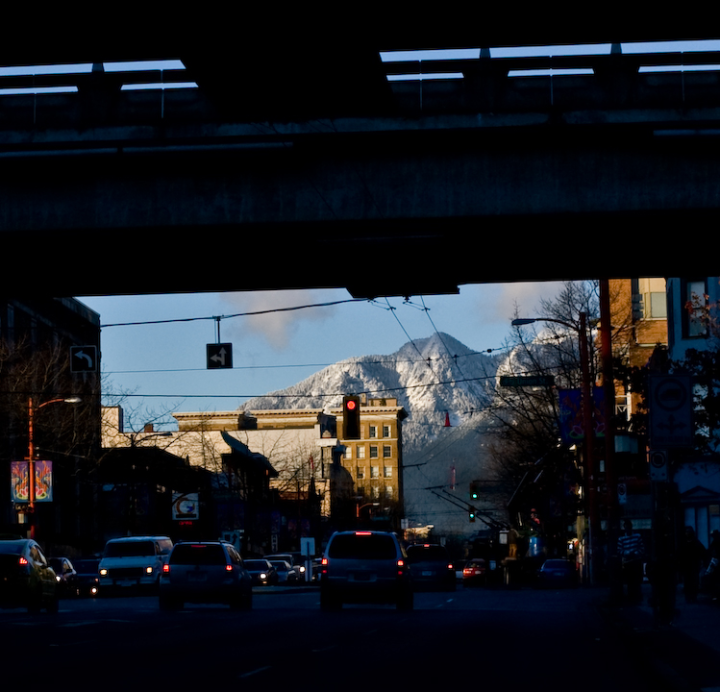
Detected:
[
  {"left": 356, "top": 445, "right": 365, "bottom": 459},
  {"left": 383, "top": 445, "right": 392, "bottom": 458},
  {"left": 370, "top": 445, "right": 378, "bottom": 459},
  {"left": 383, "top": 425, "right": 391, "bottom": 438},
  {"left": 385, "top": 486, "right": 394, "bottom": 499},
  {"left": 371, "top": 486, "right": 380, "bottom": 499},
  {"left": 369, "top": 425, "right": 377, "bottom": 438},
  {"left": 370, "top": 466, "right": 380, "bottom": 478},
  {"left": 682, "top": 279, "right": 709, "bottom": 338},
  {"left": 384, "top": 466, "right": 392, "bottom": 478},
  {"left": 634, "top": 277, "right": 668, "bottom": 319},
  {"left": 345, "top": 446, "right": 352, "bottom": 459},
  {"left": 357, "top": 466, "right": 365, "bottom": 479}
]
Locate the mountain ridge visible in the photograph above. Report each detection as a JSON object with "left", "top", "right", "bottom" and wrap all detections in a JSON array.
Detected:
[{"left": 241, "top": 332, "right": 501, "bottom": 456}]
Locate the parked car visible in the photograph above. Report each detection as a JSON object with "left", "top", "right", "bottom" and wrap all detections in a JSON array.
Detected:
[
  {"left": 462, "top": 558, "right": 488, "bottom": 587},
  {"left": 265, "top": 552, "right": 308, "bottom": 579},
  {"left": 0, "top": 535, "right": 58, "bottom": 613},
  {"left": 536, "top": 559, "right": 577, "bottom": 588},
  {"left": 48, "top": 557, "right": 79, "bottom": 597},
  {"left": 98, "top": 536, "right": 173, "bottom": 593},
  {"left": 159, "top": 540, "right": 252, "bottom": 611},
  {"left": 72, "top": 558, "right": 100, "bottom": 597},
  {"left": 244, "top": 558, "right": 279, "bottom": 586},
  {"left": 406, "top": 543, "right": 456, "bottom": 592},
  {"left": 319, "top": 530, "right": 413, "bottom": 611},
  {"left": 268, "top": 560, "right": 301, "bottom": 584}
]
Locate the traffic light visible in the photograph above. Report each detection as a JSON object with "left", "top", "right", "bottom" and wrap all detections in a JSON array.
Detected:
[
  {"left": 342, "top": 395, "right": 361, "bottom": 439},
  {"left": 470, "top": 482, "right": 479, "bottom": 501},
  {"left": 469, "top": 508, "right": 476, "bottom": 523}
]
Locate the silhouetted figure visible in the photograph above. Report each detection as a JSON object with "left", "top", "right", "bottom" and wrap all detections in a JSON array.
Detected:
[
  {"left": 679, "top": 526, "right": 708, "bottom": 603},
  {"left": 617, "top": 519, "right": 645, "bottom": 604}
]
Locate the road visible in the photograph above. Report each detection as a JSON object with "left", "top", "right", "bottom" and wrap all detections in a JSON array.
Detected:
[{"left": 0, "top": 586, "right": 656, "bottom": 691}]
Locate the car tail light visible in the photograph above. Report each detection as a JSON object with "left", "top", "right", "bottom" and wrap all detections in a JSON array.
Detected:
[
  {"left": 18, "top": 556, "right": 28, "bottom": 566},
  {"left": 163, "top": 564, "right": 170, "bottom": 573},
  {"left": 226, "top": 564, "right": 233, "bottom": 572},
  {"left": 447, "top": 563, "right": 454, "bottom": 570}
]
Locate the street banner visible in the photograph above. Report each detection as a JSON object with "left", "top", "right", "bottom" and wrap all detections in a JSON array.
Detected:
[
  {"left": 11, "top": 461, "right": 53, "bottom": 502},
  {"left": 558, "top": 388, "right": 605, "bottom": 443}
]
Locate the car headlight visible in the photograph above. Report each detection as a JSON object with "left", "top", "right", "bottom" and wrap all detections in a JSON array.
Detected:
[
  {"left": 145, "top": 566, "right": 154, "bottom": 575},
  {"left": 99, "top": 568, "right": 108, "bottom": 577},
  {"left": 260, "top": 573, "right": 267, "bottom": 580},
  {"left": 298, "top": 566, "right": 306, "bottom": 573}
]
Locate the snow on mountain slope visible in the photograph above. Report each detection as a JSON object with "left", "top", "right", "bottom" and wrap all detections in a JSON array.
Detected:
[{"left": 241, "top": 332, "right": 501, "bottom": 457}]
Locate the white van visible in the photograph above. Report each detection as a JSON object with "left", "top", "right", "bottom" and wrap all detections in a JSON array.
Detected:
[{"left": 98, "top": 536, "right": 173, "bottom": 593}]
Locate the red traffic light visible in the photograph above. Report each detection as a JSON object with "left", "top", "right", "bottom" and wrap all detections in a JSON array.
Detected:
[
  {"left": 346, "top": 400, "right": 357, "bottom": 411},
  {"left": 342, "top": 395, "right": 361, "bottom": 439}
]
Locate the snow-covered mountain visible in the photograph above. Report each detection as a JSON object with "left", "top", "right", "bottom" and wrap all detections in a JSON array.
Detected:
[{"left": 241, "top": 332, "right": 501, "bottom": 458}]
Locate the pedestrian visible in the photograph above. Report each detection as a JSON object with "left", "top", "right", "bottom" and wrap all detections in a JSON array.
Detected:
[
  {"left": 678, "top": 526, "right": 708, "bottom": 604},
  {"left": 617, "top": 519, "right": 645, "bottom": 604},
  {"left": 705, "top": 530, "right": 720, "bottom": 601}
]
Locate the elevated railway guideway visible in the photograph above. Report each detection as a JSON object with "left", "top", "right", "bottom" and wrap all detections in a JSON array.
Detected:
[{"left": 1, "top": 19, "right": 719, "bottom": 296}]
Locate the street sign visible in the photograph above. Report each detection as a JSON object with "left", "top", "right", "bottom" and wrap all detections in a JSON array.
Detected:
[
  {"left": 649, "top": 375, "right": 693, "bottom": 448},
  {"left": 70, "top": 345, "right": 98, "bottom": 372},
  {"left": 500, "top": 375, "right": 555, "bottom": 388},
  {"left": 649, "top": 450, "right": 669, "bottom": 482},
  {"left": 206, "top": 343, "right": 233, "bottom": 369}
]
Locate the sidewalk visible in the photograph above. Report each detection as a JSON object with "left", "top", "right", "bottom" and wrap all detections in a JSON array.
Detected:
[{"left": 598, "top": 583, "right": 720, "bottom": 692}]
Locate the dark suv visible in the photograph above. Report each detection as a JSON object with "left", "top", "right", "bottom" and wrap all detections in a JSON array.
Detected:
[
  {"left": 319, "top": 531, "right": 413, "bottom": 611},
  {"left": 0, "top": 536, "right": 58, "bottom": 613},
  {"left": 406, "top": 543, "right": 456, "bottom": 592},
  {"left": 159, "top": 540, "right": 252, "bottom": 611}
]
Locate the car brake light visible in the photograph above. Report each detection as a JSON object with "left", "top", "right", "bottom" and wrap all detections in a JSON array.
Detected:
[
  {"left": 321, "top": 557, "right": 328, "bottom": 566},
  {"left": 355, "top": 531, "right": 372, "bottom": 536},
  {"left": 226, "top": 564, "right": 233, "bottom": 572},
  {"left": 163, "top": 564, "right": 170, "bottom": 573},
  {"left": 18, "top": 556, "right": 28, "bottom": 566},
  {"left": 397, "top": 560, "right": 405, "bottom": 567},
  {"left": 448, "top": 563, "right": 454, "bottom": 570}
]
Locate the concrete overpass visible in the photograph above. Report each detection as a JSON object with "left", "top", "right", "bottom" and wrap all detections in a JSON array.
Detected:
[{"left": 2, "top": 18, "right": 719, "bottom": 296}]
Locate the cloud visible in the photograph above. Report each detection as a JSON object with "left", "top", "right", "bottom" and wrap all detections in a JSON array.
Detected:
[
  {"left": 220, "top": 288, "right": 350, "bottom": 350},
  {"left": 483, "top": 282, "right": 566, "bottom": 322}
]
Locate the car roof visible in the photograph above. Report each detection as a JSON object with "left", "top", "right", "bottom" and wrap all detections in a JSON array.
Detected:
[{"left": 106, "top": 535, "right": 171, "bottom": 542}]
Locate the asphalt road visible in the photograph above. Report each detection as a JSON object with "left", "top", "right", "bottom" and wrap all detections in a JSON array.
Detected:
[{"left": 0, "top": 586, "right": 659, "bottom": 691}]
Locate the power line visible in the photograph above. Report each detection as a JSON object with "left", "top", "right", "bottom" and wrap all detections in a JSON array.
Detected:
[{"left": 100, "top": 298, "right": 372, "bottom": 328}]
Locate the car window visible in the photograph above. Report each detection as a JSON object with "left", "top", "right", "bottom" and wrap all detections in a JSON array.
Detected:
[
  {"left": 170, "top": 544, "right": 227, "bottom": 565},
  {"left": 105, "top": 541, "right": 156, "bottom": 557},
  {"left": 407, "top": 546, "right": 448, "bottom": 561},
  {"left": 327, "top": 534, "right": 397, "bottom": 560},
  {"left": 74, "top": 560, "right": 99, "bottom": 572}
]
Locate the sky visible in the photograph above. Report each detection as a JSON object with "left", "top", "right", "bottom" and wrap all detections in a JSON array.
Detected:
[{"left": 78, "top": 282, "right": 566, "bottom": 431}]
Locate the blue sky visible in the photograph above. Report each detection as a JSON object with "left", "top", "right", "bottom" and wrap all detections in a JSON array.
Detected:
[{"left": 78, "top": 282, "right": 565, "bottom": 430}]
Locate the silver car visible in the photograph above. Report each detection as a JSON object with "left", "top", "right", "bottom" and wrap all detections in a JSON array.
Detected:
[
  {"left": 319, "top": 531, "right": 413, "bottom": 611},
  {"left": 159, "top": 541, "right": 252, "bottom": 610}
]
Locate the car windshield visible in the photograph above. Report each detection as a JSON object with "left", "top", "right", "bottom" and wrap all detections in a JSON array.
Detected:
[
  {"left": 407, "top": 546, "right": 448, "bottom": 561},
  {"left": 270, "top": 561, "right": 290, "bottom": 570},
  {"left": 244, "top": 560, "right": 269, "bottom": 569},
  {"left": 327, "top": 534, "right": 397, "bottom": 560},
  {"left": 170, "top": 544, "right": 226, "bottom": 565},
  {"left": 104, "top": 541, "right": 156, "bottom": 557},
  {"left": 0, "top": 542, "right": 24, "bottom": 555},
  {"left": 74, "top": 560, "right": 99, "bottom": 572}
]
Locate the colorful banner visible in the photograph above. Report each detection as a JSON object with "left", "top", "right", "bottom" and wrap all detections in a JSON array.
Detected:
[
  {"left": 10, "top": 461, "right": 53, "bottom": 502},
  {"left": 558, "top": 388, "right": 605, "bottom": 443}
]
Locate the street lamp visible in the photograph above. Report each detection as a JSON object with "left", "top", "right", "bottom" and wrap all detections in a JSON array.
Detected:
[
  {"left": 26, "top": 396, "right": 81, "bottom": 538},
  {"left": 511, "top": 313, "right": 599, "bottom": 584}
]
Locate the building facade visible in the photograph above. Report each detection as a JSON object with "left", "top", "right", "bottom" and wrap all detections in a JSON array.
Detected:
[
  {"left": 103, "top": 396, "right": 407, "bottom": 546},
  {"left": 0, "top": 297, "right": 101, "bottom": 552}
]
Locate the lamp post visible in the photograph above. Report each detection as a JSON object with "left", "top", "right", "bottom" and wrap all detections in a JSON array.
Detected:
[
  {"left": 26, "top": 396, "right": 81, "bottom": 539},
  {"left": 511, "top": 313, "right": 600, "bottom": 584}
]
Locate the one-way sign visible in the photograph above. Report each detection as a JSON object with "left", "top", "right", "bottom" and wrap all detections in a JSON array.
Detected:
[
  {"left": 206, "top": 343, "right": 233, "bottom": 369},
  {"left": 70, "top": 345, "right": 98, "bottom": 372}
]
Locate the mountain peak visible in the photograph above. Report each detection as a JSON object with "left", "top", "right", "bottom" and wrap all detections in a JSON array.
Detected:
[{"left": 242, "top": 333, "right": 500, "bottom": 455}]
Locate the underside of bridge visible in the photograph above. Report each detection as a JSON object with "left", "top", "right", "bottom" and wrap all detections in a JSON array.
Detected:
[{"left": 1, "top": 15, "right": 717, "bottom": 296}]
